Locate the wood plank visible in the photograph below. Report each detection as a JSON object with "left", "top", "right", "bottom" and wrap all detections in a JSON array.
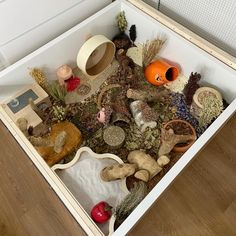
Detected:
[
  {"left": 0, "top": 114, "right": 236, "bottom": 236},
  {"left": 129, "top": 114, "right": 236, "bottom": 236},
  {"left": 0, "top": 120, "right": 85, "bottom": 236}
]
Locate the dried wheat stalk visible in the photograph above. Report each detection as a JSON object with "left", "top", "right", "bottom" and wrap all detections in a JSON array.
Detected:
[{"left": 142, "top": 38, "right": 166, "bottom": 68}]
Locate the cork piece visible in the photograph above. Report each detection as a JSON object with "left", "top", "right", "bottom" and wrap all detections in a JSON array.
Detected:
[
  {"left": 103, "top": 126, "right": 126, "bottom": 148},
  {"left": 35, "top": 121, "right": 82, "bottom": 166}
]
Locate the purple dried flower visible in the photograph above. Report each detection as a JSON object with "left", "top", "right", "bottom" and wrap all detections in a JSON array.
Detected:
[{"left": 171, "top": 93, "right": 207, "bottom": 137}]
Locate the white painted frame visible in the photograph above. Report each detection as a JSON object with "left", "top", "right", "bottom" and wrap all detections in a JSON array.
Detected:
[{"left": 0, "top": 1, "right": 235, "bottom": 236}]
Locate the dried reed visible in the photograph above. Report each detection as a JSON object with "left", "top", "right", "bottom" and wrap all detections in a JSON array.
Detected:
[{"left": 142, "top": 38, "right": 165, "bottom": 68}]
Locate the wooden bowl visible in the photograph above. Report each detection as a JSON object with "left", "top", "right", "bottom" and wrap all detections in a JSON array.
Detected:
[{"left": 164, "top": 119, "right": 197, "bottom": 153}]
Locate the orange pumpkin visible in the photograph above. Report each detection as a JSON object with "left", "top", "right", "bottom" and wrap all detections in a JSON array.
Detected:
[{"left": 145, "top": 59, "right": 179, "bottom": 86}]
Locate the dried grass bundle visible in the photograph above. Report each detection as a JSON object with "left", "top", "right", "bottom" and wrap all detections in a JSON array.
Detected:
[
  {"left": 142, "top": 38, "right": 165, "bottom": 68},
  {"left": 48, "top": 81, "right": 67, "bottom": 103},
  {"left": 115, "top": 181, "right": 147, "bottom": 228},
  {"left": 199, "top": 96, "right": 223, "bottom": 127}
]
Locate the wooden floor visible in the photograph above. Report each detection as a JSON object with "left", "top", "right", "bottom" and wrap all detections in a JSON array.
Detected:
[{"left": 0, "top": 114, "right": 235, "bottom": 236}]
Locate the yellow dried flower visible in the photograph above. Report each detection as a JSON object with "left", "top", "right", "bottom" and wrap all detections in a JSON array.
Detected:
[{"left": 29, "top": 68, "right": 47, "bottom": 90}]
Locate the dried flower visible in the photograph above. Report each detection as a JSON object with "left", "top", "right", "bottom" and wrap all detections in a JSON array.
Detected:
[
  {"left": 117, "top": 11, "right": 128, "bottom": 32},
  {"left": 129, "top": 25, "right": 137, "bottom": 43},
  {"left": 29, "top": 68, "right": 47, "bottom": 90},
  {"left": 115, "top": 182, "right": 147, "bottom": 228},
  {"left": 199, "top": 96, "right": 223, "bottom": 127},
  {"left": 52, "top": 105, "right": 67, "bottom": 122},
  {"left": 171, "top": 93, "right": 207, "bottom": 136},
  {"left": 183, "top": 72, "right": 201, "bottom": 105},
  {"left": 142, "top": 38, "right": 165, "bottom": 68}
]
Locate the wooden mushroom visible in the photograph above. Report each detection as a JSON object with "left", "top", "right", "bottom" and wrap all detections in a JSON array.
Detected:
[{"left": 157, "top": 155, "right": 170, "bottom": 167}]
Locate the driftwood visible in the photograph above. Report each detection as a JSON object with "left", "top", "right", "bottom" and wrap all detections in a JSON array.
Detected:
[
  {"left": 100, "top": 163, "right": 137, "bottom": 182},
  {"left": 158, "top": 128, "right": 195, "bottom": 156},
  {"left": 127, "top": 88, "right": 169, "bottom": 102},
  {"left": 97, "top": 84, "right": 121, "bottom": 110}
]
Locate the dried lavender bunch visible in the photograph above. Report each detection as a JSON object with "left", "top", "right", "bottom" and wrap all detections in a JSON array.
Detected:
[
  {"left": 129, "top": 25, "right": 137, "bottom": 44},
  {"left": 171, "top": 93, "right": 207, "bottom": 137},
  {"left": 184, "top": 72, "right": 201, "bottom": 105},
  {"left": 115, "top": 182, "right": 147, "bottom": 228}
]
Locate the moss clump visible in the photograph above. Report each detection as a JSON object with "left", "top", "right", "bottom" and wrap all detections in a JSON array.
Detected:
[{"left": 125, "top": 123, "right": 161, "bottom": 153}]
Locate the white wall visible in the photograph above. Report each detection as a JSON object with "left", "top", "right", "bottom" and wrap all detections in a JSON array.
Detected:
[
  {"left": 144, "top": 0, "right": 236, "bottom": 57},
  {"left": 0, "top": 0, "right": 111, "bottom": 68}
]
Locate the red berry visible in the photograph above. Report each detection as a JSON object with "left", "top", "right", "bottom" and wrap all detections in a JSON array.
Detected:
[
  {"left": 66, "top": 76, "right": 80, "bottom": 92},
  {"left": 91, "top": 201, "right": 112, "bottom": 223}
]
